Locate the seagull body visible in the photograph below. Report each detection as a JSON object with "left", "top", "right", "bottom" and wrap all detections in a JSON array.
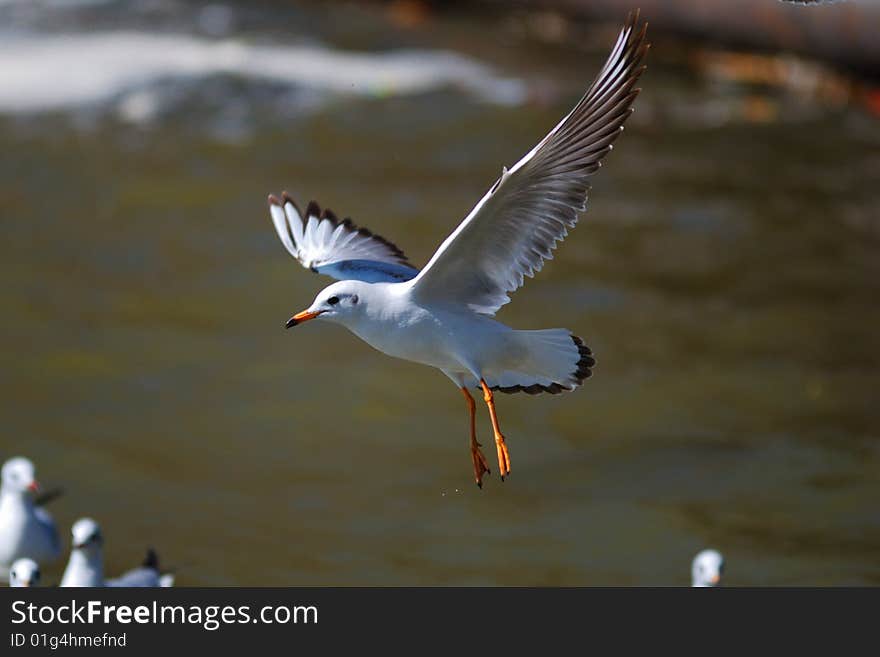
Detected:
[
  {"left": 268, "top": 12, "right": 649, "bottom": 486},
  {"left": 106, "top": 551, "right": 175, "bottom": 588},
  {"left": 60, "top": 518, "right": 174, "bottom": 587},
  {"left": 0, "top": 457, "right": 61, "bottom": 578},
  {"left": 692, "top": 549, "right": 725, "bottom": 587},
  {"left": 9, "top": 558, "right": 41, "bottom": 587},
  {"left": 317, "top": 279, "right": 586, "bottom": 390}
]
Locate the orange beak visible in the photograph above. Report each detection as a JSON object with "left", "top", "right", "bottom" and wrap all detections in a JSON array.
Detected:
[
  {"left": 27, "top": 480, "right": 40, "bottom": 493},
  {"left": 710, "top": 574, "right": 721, "bottom": 585},
  {"left": 286, "top": 309, "right": 323, "bottom": 329}
]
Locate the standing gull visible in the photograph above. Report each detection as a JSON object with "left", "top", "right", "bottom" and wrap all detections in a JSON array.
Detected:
[
  {"left": 0, "top": 457, "right": 61, "bottom": 577},
  {"left": 9, "top": 558, "right": 41, "bottom": 587},
  {"left": 60, "top": 518, "right": 174, "bottom": 587},
  {"left": 692, "top": 549, "right": 725, "bottom": 587},
  {"left": 268, "top": 11, "right": 649, "bottom": 487}
]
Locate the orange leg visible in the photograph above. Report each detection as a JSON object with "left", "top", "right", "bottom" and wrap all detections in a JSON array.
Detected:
[
  {"left": 461, "top": 387, "right": 490, "bottom": 488},
  {"left": 480, "top": 380, "right": 511, "bottom": 480}
]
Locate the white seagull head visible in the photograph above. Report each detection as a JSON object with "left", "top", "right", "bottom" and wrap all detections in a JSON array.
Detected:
[
  {"left": 692, "top": 549, "right": 725, "bottom": 587},
  {"left": 70, "top": 518, "right": 104, "bottom": 554},
  {"left": 286, "top": 280, "right": 371, "bottom": 329},
  {"left": 1, "top": 456, "right": 39, "bottom": 496},
  {"left": 9, "top": 558, "right": 41, "bottom": 587}
]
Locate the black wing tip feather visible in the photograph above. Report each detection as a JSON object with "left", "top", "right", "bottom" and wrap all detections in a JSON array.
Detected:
[
  {"left": 33, "top": 486, "right": 64, "bottom": 507},
  {"left": 142, "top": 548, "right": 159, "bottom": 570},
  {"left": 493, "top": 335, "right": 596, "bottom": 396},
  {"left": 281, "top": 190, "right": 302, "bottom": 216},
  {"left": 269, "top": 191, "right": 412, "bottom": 266},
  {"left": 628, "top": 8, "right": 648, "bottom": 35},
  {"left": 268, "top": 192, "right": 305, "bottom": 221},
  {"left": 321, "top": 207, "right": 340, "bottom": 223},
  {"left": 592, "top": 10, "right": 649, "bottom": 94},
  {"left": 562, "top": 10, "right": 649, "bottom": 166},
  {"left": 613, "top": 11, "right": 650, "bottom": 91},
  {"left": 305, "top": 199, "right": 321, "bottom": 219},
  {"left": 547, "top": 9, "right": 648, "bottom": 171}
]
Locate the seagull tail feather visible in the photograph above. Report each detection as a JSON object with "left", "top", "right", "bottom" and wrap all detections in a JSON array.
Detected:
[{"left": 479, "top": 329, "right": 595, "bottom": 395}]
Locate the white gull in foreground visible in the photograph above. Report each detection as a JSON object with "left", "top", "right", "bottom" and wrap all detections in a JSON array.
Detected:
[
  {"left": 692, "top": 549, "right": 725, "bottom": 587},
  {"left": 268, "top": 11, "right": 649, "bottom": 487},
  {"left": 60, "top": 518, "right": 174, "bottom": 588},
  {"left": 0, "top": 457, "right": 61, "bottom": 578},
  {"left": 9, "top": 558, "right": 41, "bottom": 587}
]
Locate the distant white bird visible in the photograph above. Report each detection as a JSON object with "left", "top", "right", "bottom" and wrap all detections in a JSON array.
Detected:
[
  {"left": 692, "top": 549, "right": 725, "bottom": 587},
  {"left": 9, "top": 558, "right": 41, "bottom": 587},
  {"left": 0, "top": 457, "right": 61, "bottom": 578},
  {"left": 60, "top": 518, "right": 174, "bottom": 588},
  {"left": 268, "top": 11, "right": 649, "bottom": 487}
]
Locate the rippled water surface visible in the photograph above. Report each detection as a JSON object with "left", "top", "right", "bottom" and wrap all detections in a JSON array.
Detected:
[{"left": 1, "top": 0, "right": 878, "bottom": 585}]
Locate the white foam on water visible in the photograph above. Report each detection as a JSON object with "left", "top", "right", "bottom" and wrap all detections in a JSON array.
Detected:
[{"left": 0, "top": 31, "right": 526, "bottom": 121}]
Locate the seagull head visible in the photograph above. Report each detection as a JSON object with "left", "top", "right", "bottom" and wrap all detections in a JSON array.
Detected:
[
  {"left": 691, "top": 549, "right": 724, "bottom": 587},
  {"left": 1, "top": 456, "right": 40, "bottom": 496},
  {"left": 286, "top": 281, "right": 369, "bottom": 329},
  {"left": 70, "top": 517, "right": 104, "bottom": 552},
  {"left": 9, "top": 558, "right": 41, "bottom": 587}
]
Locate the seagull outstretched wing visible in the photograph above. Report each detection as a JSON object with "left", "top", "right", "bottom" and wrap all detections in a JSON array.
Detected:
[
  {"left": 268, "top": 193, "right": 419, "bottom": 283},
  {"left": 409, "top": 10, "right": 649, "bottom": 315}
]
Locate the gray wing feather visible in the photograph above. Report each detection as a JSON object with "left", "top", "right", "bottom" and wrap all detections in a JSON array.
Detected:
[
  {"left": 33, "top": 506, "right": 61, "bottom": 557},
  {"left": 106, "top": 567, "right": 161, "bottom": 587},
  {"left": 316, "top": 259, "right": 417, "bottom": 283},
  {"left": 106, "top": 548, "right": 173, "bottom": 587}
]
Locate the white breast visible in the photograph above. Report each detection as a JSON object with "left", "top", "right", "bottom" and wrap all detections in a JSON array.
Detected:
[
  {"left": 347, "top": 301, "right": 461, "bottom": 370},
  {"left": 338, "top": 285, "right": 515, "bottom": 377}
]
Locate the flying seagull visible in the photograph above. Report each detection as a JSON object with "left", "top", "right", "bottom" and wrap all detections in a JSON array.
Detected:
[{"left": 268, "top": 11, "right": 649, "bottom": 487}]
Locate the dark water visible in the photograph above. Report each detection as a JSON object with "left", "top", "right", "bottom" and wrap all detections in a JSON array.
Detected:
[{"left": 1, "top": 1, "right": 878, "bottom": 586}]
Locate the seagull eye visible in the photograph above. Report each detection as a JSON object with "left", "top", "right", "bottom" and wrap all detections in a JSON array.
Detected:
[{"left": 327, "top": 296, "right": 339, "bottom": 306}]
